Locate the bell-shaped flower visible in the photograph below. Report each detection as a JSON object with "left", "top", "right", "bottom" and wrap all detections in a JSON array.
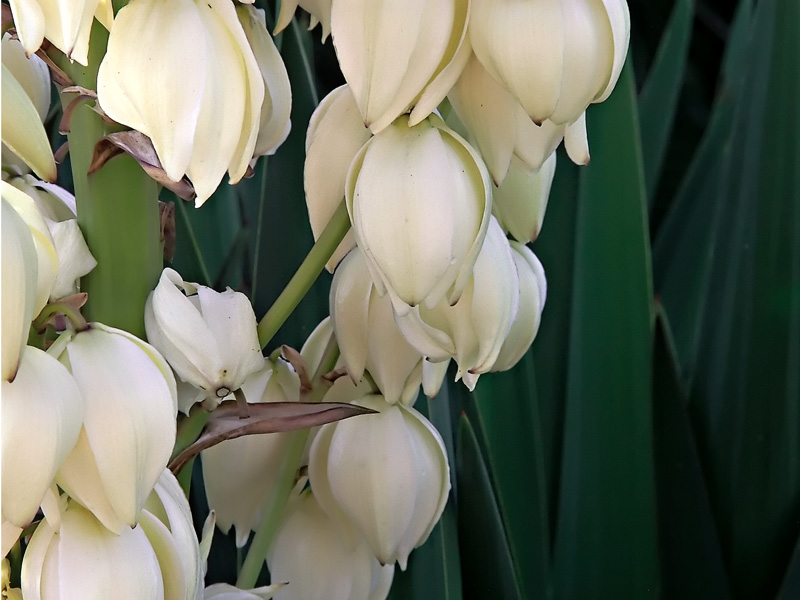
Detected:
[
  {"left": 201, "top": 357, "right": 301, "bottom": 547},
  {"left": 491, "top": 242, "right": 547, "bottom": 372},
  {"left": 236, "top": 4, "right": 292, "bottom": 158},
  {"left": 469, "top": 0, "right": 630, "bottom": 127},
  {"left": 1, "top": 199, "right": 37, "bottom": 381},
  {"left": 309, "top": 394, "right": 450, "bottom": 569},
  {"left": 7, "top": 0, "right": 102, "bottom": 66},
  {"left": 331, "top": 248, "right": 424, "bottom": 405},
  {"left": 1, "top": 34, "right": 53, "bottom": 178},
  {"left": 493, "top": 152, "right": 557, "bottom": 244},
  {"left": 305, "top": 85, "right": 371, "bottom": 272},
  {"left": 267, "top": 487, "right": 394, "bottom": 600},
  {"left": 142, "top": 469, "right": 204, "bottom": 600},
  {"left": 448, "top": 52, "right": 568, "bottom": 184},
  {"left": 394, "top": 217, "right": 520, "bottom": 390},
  {"left": 145, "top": 268, "right": 264, "bottom": 405},
  {"left": 97, "top": 0, "right": 266, "bottom": 205},
  {"left": 2, "top": 347, "right": 84, "bottom": 527},
  {"left": 6, "top": 175, "right": 77, "bottom": 222},
  {"left": 21, "top": 501, "right": 166, "bottom": 600},
  {"left": 1, "top": 182, "right": 57, "bottom": 319},
  {"left": 346, "top": 114, "right": 491, "bottom": 315},
  {"left": 331, "top": 0, "right": 470, "bottom": 133},
  {"left": 52, "top": 323, "right": 178, "bottom": 534}
]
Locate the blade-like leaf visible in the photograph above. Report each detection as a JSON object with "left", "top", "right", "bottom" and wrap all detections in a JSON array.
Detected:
[
  {"left": 639, "top": 0, "right": 695, "bottom": 202},
  {"left": 652, "top": 310, "right": 730, "bottom": 599},
  {"left": 467, "top": 353, "right": 552, "bottom": 599},
  {"left": 168, "top": 401, "right": 375, "bottom": 473},
  {"left": 553, "top": 60, "right": 658, "bottom": 598},
  {"left": 456, "top": 415, "right": 521, "bottom": 600},
  {"left": 686, "top": 0, "right": 800, "bottom": 595},
  {"left": 776, "top": 533, "right": 800, "bottom": 600},
  {"left": 652, "top": 0, "right": 753, "bottom": 388}
]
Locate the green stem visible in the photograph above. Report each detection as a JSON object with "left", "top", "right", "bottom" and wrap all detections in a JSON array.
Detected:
[
  {"left": 55, "top": 21, "right": 162, "bottom": 339},
  {"left": 236, "top": 337, "right": 340, "bottom": 589},
  {"left": 32, "top": 302, "right": 88, "bottom": 332},
  {"left": 256, "top": 201, "right": 350, "bottom": 349}
]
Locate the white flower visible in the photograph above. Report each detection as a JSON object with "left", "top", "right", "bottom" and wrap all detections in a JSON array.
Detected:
[
  {"left": 7, "top": 0, "right": 102, "bottom": 66},
  {"left": 346, "top": 114, "right": 491, "bottom": 315},
  {"left": 145, "top": 268, "right": 264, "bottom": 407},
  {"left": 201, "top": 357, "right": 300, "bottom": 547},
  {"left": 2, "top": 347, "right": 84, "bottom": 527},
  {"left": 469, "top": 0, "right": 630, "bottom": 127},
  {"left": 204, "top": 583, "right": 284, "bottom": 600},
  {"left": 394, "top": 217, "right": 520, "bottom": 390},
  {"left": 97, "top": 0, "right": 266, "bottom": 205},
  {"left": 309, "top": 394, "right": 450, "bottom": 569},
  {"left": 53, "top": 323, "right": 177, "bottom": 534},
  {"left": 21, "top": 501, "right": 165, "bottom": 600},
  {"left": 275, "top": 0, "right": 332, "bottom": 42},
  {"left": 304, "top": 85, "right": 370, "bottom": 272},
  {"left": 330, "top": 0, "right": 471, "bottom": 133},
  {"left": 267, "top": 488, "right": 394, "bottom": 600},
  {"left": 330, "top": 248, "right": 424, "bottom": 405}
]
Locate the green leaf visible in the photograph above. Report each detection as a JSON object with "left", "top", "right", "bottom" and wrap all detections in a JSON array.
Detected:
[
  {"left": 685, "top": 0, "right": 800, "bottom": 595},
  {"left": 552, "top": 60, "right": 658, "bottom": 598},
  {"left": 530, "top": 151, "right": 580, "bottom": 530},
  {"left": 652, "top": 311, "right": 730, "bottom": 599},
  {"left": 776, "top": 533, "right": 800, "bottom": 600},
  {"left": 638, "top": 0, "right": 695, "bottom": 201},
  {"left": 652, "top": 0, "right": 753, "bottom": 388},
  {"left": 456, "top": 415, "right": 521, "bottom": 600},
  {"left": 467, "top": 353, "right": 552, "bottom": 599}
]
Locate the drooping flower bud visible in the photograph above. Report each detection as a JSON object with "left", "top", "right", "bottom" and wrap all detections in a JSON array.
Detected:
[
  {"left": 97, "top": 0, "right": 266, "bottom": 205},
  {"left": 491, "top": 242, "right": 547, "bottom": 371},
  {"left": 236, "top": 4, "right": 292, "bottom": 158},
  {"left": 201, "top": 357, "right": 301, "bottom": 547},
  {"left": 346, "top": 114, "right": 491, "bottom": 315},
  {"left": 309, "top": 394, "right": 450, "bottom": 569},
  {"left": 330, "top": 248, "right": 424, "bottom": 405},
  {"left": 1, "top": 199, "right": 37, "bottom": 381},
  {"left": 53, "top": 324, "right": 178, "bottom": 534},
  {"left": 267, "top": 487, "right": 394, "bottom": 600},
  {"left": 469, "top": 0, "right": 630, "bottom": 128},
  {"left": 305, "top": 85, "right": 371, "bottom": 272},
  {"left": 2, "top": 347, "right": 84, "bottom": 528},
  {"left": 448, "top": 52, "right": 566, "bottom": 184},
  {"left": 492, "top": 152, "right": 557, "bottom": 244},
  {"left": 331, "top": 0, "right": 471, "bottom": 133},
  {"left": 395, "top": 217, "right": 520, "bottom": 390},
  {"left": 21, "top": 501, "right": 166, "bottom": 600},
  {"left": 145, "top": 268, "right": 264, "bottom": 406}
]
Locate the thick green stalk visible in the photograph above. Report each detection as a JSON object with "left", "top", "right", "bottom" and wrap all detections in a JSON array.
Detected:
[
  {"left": 236, "top": 339, "right": 340, "bottom": 589},
  {"left": 57, "top": 21, "right": 161, "bottom": 338},
  {"left": 256, "top": 201, "right": 350, "bottom": 348}
]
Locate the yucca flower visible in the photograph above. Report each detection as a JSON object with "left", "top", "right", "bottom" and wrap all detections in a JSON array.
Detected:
[{"left": 97, "top": 0, "right": 266, "bottom": 205}]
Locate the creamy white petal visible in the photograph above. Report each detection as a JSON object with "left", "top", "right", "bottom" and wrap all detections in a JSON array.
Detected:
[
  {"left": 2, "top": 347, "right": 84, "bottom": 527},
  {"left": 7, "top": 0, "right": 45, "bottom": 58},
  {"left": 1, "top": 199, "right": 37, "bottom": 382},
  {"left": 1, "top": 65, "right": 56, "bottom": 182},
  {"left": 1, "top": 35, "right": 50, "bottom": 121},
  {"left": 47, "top": 219, "right": 97, "bottom": 299},
  {"left": 565, "top": 111, "right": 591, "bottom": 165},
  {"left": 595, "top": 0, "right": 631, "bottom": 102},
  {"left": 493, "top": 151, "right": 557, "bottom": 243},
  {"left": 139, "top": 510, "right": 187, "bottom": 600},
  {"left": 304, "top": 85, "right": 369, "bottom": 272}
]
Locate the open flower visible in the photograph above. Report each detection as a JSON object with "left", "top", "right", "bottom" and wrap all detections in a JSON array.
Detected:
[
  {"left": 145, "top": 268, "right": 264, "bottom": 407},
  {"left": 97, "top": 0, "right": 266, "bottom": 205}
]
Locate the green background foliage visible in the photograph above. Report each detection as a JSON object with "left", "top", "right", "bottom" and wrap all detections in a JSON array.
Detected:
[{"left": 160, "top": 0, "right": 800, "bottom": 597}]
